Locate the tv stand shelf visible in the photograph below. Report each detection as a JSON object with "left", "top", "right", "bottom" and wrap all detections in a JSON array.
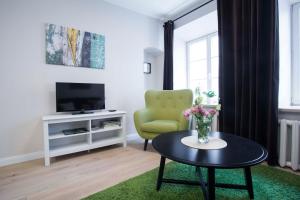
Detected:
[
  {"left": 49, "top": 131, "right": 90, "bottom": 140},
  {"left": 43, "top": 111, "right": 126, "bottom": 166}
]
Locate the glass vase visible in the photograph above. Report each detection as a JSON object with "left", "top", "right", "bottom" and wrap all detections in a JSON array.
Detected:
[{"left": 195, "top": 119, "right": 211, "bottom": 144}]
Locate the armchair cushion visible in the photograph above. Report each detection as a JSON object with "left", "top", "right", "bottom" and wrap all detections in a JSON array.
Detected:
[
  {"left": 140, "top": 120, "right": 178, "bottom": 133},
  {"left": 134, "top": 89, "right": 193, "bottom": 141}
]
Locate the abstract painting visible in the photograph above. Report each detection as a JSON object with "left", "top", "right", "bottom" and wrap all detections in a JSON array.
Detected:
[{"left": 45, "top": 23, "right": 105, "bottom": 69}]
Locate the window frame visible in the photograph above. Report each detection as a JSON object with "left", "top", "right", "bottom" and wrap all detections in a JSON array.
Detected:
[
  {"left": 292, "top": 3, "right": 300, "bottom": 105},
  {"left": 186, "top": 32, "right": 218, "bottom": 102}
]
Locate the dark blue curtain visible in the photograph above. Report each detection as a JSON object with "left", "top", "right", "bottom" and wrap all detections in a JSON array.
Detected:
[
  {"left": 217, "top": 0, "right": 279, "bottom": 165},
  {"left": 163, "top": 20, "right": 174, "bottom": 90}
]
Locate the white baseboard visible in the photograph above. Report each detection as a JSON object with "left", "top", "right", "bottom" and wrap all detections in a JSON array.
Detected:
[
  {"left": 0, "top": 133, "right": 140, "bottom": 167},
  {"left": 0, "top": 151, "right": 43, "bottom": 167}
]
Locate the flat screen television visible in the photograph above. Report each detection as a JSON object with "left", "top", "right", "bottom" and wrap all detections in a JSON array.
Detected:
[{"left": 56, "top": 82, "right": 105, "bottom": 114}]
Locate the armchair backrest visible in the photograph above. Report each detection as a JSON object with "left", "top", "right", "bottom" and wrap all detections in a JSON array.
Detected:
[{"left": 145, "top": 89, "right": 193, "bottom": 121}]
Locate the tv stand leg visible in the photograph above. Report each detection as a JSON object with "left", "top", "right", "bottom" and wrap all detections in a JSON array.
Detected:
[
  {"left": 122, "top": 115, "right": 127, "bottom": 148},
  {"left": 45, "top": 157, "right": 50, "bottom": 167},
  {"left": 43, "top": 122, "right": 50, "bottom": 167}
]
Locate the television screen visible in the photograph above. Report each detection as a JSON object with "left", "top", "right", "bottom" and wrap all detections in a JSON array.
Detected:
[{"left": 56, "top": 82, "right": 105, "bottom": 113}]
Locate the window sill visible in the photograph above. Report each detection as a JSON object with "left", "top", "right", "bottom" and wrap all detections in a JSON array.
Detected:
[{"left": 279, "top": 106, "right": 300, "bottom": 113}]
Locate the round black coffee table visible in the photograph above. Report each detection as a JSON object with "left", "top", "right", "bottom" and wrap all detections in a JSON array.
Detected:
[{"left": 152, "top": 131, "right": 268, "bottom": 200}]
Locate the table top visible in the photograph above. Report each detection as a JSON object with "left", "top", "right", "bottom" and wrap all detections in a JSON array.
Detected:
[{"left": 152, "top": 131, "right": 268, "bottom": 168}]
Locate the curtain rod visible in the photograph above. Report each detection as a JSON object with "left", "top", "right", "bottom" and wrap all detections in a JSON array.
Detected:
[{"left": 173, "top": 0, "right": 214, "bottom": 22}]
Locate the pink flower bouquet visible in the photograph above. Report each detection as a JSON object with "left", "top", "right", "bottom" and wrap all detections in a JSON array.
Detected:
[{"left": 184, "top": 104, "right": 220, "bottom": 143}]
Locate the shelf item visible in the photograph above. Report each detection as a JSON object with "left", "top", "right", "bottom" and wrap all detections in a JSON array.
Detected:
[
  {"left": 62, "top": 128, "right": 88, "bottom": 135},
  {"left": 43, "top": 110, "right": 126, "bottom": 166}
]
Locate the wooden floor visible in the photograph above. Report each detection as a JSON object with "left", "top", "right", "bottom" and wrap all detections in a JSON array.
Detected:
[
  {"left": 0, "top": 139, "right": 299, "bottom": 200},
  {"left": 0, "top": 139, "right": 162, "bottom": 200}
]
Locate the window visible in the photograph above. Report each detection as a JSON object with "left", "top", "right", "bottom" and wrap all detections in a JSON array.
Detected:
[
  {"left": 187, "top": 33, "right": 219, "bottom": 104},
  {"left": 292, "top": 3, "right": 300, "bottom": 105}
]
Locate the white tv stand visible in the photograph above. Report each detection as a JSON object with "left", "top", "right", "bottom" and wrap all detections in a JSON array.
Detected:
[{"left": 42, "top": 111, "right": 126, "bottom": 166}]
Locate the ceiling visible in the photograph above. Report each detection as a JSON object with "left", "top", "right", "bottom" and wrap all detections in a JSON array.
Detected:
[{"left": 102, "top": 0, "right": 207, "bottom": 20}]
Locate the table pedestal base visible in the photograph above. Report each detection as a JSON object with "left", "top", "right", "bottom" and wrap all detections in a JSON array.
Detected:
[{"left": 156, "top": 156, "right": 254, "bottom": 200}]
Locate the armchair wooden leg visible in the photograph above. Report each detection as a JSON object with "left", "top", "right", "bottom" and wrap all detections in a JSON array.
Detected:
[{"left": 144, "top": 139, "right": 149, "bottom": 151}]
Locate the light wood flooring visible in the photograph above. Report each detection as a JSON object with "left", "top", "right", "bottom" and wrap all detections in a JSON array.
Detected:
[
  {"left": 0, "top": 139, "right": 162, "bottom": 200},
  {"left": 0, "top": 139, "right": 299, "bottom": 200}
]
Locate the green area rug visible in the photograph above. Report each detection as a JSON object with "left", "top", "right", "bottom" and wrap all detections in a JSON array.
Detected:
[{"left": 84, "top": 162, "right": 300, "bottom": 200}]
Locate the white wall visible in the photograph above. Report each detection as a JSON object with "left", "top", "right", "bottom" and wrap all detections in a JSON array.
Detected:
[
  {"left": 153, "top": 54, "right": 164, "bottom": 89},
  {"left": 0, "top": 0, "right": 162, "bottom": 162},
  {"left": 144, "top": 48, "right": 164, "bottom": 90},
  {"left": 279, "top": 0, "right": 292, "bottom": 107},
  {"left": 173, "top": 36, "right": 187, "bottom": 89}
]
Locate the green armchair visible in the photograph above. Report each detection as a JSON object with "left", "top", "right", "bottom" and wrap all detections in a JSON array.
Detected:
[{"left": 134, "top": 89, "right": 193, "bottom": 150}]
